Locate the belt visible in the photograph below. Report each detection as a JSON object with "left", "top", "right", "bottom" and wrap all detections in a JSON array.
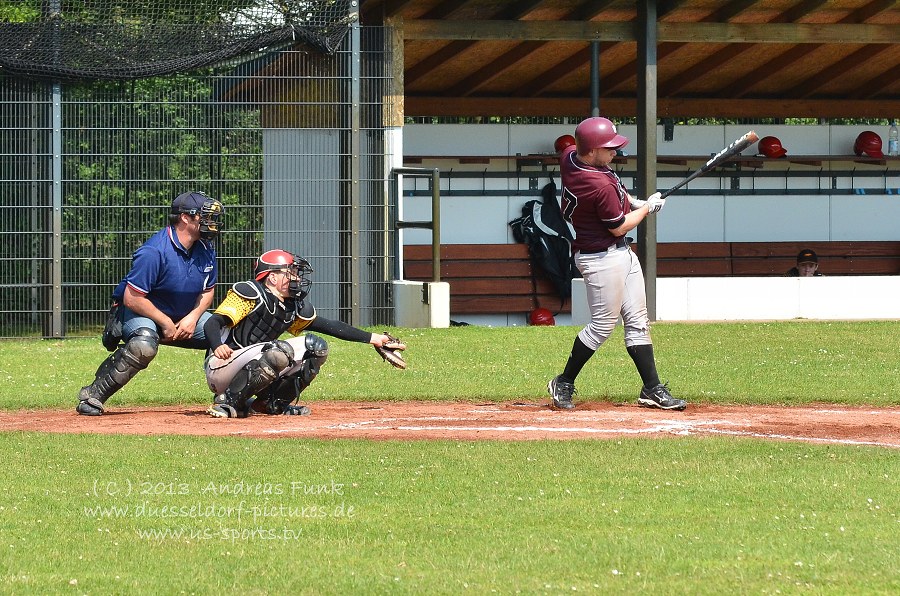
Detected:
[{"left": 579, "top": 237, "right": 629, "bottom": 255}]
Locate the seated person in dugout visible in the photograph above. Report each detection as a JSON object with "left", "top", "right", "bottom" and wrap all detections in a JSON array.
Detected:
[
  {"left": 785, "top": 248, "right": 823, "bottom": 277},
  {"left": 204, "top": 249, "right": 399, "bottom": 418}
]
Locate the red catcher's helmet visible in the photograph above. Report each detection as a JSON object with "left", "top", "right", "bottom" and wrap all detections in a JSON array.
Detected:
[
  {"left": 854, "top": 131, "right": 884, "bottom": 158},
  {"left": 554, "top": 134, "right": 576, "bottom": 153},
  {"left": 529, "top": 307, "right": 556, "bottom": 326},
  {"left": 254, "top": 249, "right": 314, "bottom": 299},
  {"left": 758, "top": 136, "right": 787, "bottom": 158},
  {"left": 574, "top": 117, "right": 629, "bottom": 154}
]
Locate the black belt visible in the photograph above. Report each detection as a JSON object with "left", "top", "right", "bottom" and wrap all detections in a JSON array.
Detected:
[{"left": 580, "top": 237, "right": 629, "bottom": 255}]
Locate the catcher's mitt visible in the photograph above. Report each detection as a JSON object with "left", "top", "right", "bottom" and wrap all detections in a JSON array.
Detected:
[{"left": 374, "top": 333, "right": 407, "bottom": 369}]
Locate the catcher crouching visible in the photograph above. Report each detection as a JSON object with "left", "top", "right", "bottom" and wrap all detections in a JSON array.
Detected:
[{"left": 204, "top": 249, "right": 406, "bottom": 418}]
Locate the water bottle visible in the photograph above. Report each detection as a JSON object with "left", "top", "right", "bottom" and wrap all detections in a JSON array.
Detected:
[{"left": 889, "top": 121, "right": 899, "bottom": 157}]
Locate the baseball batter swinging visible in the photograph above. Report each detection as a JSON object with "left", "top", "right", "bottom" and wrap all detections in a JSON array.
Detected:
[{"left": 547, "top": 117, "right": 686, "bottom": 412}]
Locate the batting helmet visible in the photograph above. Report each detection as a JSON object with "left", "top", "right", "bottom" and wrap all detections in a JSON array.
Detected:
[
  {"left": 758, "top": 136, "right": 787, "bottom": 158},
  {"left": 574, "top": 117, "right": 629, "bottom": 154},
  {"left": 529, "top": 307, "right": 556, "bottom": 326},
  {"left": 554, "top": 134, "right": 576, "bottom": 153},
  {"left": 854, "top": 131, "right": 884, "bottom": 158},
  {"left": 254, "top": 249, "right": 314, "bottom": 300}
]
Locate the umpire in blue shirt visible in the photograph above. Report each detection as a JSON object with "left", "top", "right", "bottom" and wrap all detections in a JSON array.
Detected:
[{"left": 76, "top": 191, "right": 225, "bottom": 416}]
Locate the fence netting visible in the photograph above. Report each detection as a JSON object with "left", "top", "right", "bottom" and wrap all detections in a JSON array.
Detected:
[
  {"left": 0, "top": 22, "right": 397, "bottom": 339},
  {"left": 0, "top": 0, "right": 353, "bottom": 81}
]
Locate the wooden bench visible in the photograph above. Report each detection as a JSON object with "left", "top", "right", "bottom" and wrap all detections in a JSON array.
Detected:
[
  {"left": 658, "top": 241, "right": 900, "bottom": 276},
  {"left": 404, "top": 241, "right": 900, "bottom": 315},
  {"left": 403, "top": 244, "right": 569, "bottom": 315}
]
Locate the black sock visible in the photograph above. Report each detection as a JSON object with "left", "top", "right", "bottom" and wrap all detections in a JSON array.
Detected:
[
  {"left": 626, "top": 343, "right": 660, "bottom": 389},
  {"left": 561, "top": 337, "right": 595, "bottom": 383}
]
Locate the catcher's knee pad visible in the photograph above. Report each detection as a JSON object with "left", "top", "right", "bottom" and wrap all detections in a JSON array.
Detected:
[
  {"left": 304, "top": 333, "right": 329, "bottom": 360},
  {"left": 261, "top": 339, "right": 295, "bottom": 372},
  {"left": 301, "top": 333, "right": 328, "bottom": 379}
]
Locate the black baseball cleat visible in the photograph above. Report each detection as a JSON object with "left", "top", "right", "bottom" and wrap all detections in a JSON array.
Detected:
[
  {"left": 547, "top": 375, "right": 576, "bottom": 410},
  {"left": 76, "top": 387, "right": 105, "bottom": 416},
  {"left": 283, "top": 404, "right": 311, "bottom": 416},
  {"left": 638, "top": 383, "right": 686, "bottom": 411}
]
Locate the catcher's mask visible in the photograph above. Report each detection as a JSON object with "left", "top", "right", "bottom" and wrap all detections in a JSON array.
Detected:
[
  {"left": 255, "top": 249, "right": 313, "bottom": 300},
  {"left": 171, "top": 191, "right": 224, "bottom": 240}
]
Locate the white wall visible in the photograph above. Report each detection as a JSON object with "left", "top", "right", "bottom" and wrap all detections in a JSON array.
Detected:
[
  {"left": 402, "top": 123, "right": 900, "bottom": 244},
  {"left": 572, "top": 277, "right": 900, "bottom": 322},
  {"left": 400, "top": 123, "right": 900, "bottom": 324}
]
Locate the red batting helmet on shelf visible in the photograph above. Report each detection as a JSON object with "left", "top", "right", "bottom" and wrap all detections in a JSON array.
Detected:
[
  {"left": 854, "top": 131, "right": 884, "bottom": 158},
  {"left": 529, "top": 307, "right": 556, "bottom": 326},
  {"left": 758, "top": 136, "right": 787, "bottom": 158},
  {"left": 554, "top": 134, "right": 576, "bottom": 153},
  {"left": 574, "top": 117, "right": 629, "bottom": 154}
]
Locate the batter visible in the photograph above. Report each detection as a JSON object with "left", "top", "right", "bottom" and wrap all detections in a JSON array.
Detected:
[{"left": 547, "top": 116, "right": 686, "bottom": 412}]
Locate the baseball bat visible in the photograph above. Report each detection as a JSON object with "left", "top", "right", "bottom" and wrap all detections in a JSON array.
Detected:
[{"left": 659, "top": 130, "right": 759, "bottom": 199}]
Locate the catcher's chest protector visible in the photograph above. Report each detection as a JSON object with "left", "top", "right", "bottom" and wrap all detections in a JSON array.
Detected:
[{"left": 229, "top": 281, "right": 301, "bottom": 348}]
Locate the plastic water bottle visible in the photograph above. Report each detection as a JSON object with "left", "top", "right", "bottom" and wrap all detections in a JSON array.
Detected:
[{"left": 889, "top": 121, "right": 899, "bottom": 156}]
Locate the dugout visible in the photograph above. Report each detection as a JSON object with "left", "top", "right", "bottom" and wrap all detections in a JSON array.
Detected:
[{"left": 1, "top": 1, "right": 899, "bottom": 336}]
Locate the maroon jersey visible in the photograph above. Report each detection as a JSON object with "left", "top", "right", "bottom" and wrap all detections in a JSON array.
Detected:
[{"left": 559, "top": 145, "right": 630, "bottom": 252}]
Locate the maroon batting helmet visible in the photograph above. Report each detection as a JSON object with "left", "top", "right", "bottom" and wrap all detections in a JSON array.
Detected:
[
  {"left": 529, "top": 307, "right": 556, "bottom": 326},
  {"left": 854, "top": 131, "right": 883, "bottom": 158},
  {"left": 574, "top": 117, "right": 629, "bottom": 154},
  {"left": 554, "top": 134, "right": 576, "bottom": 153},
  {"left": 758, "top": 136, "right": 787, "bottom": 158}
]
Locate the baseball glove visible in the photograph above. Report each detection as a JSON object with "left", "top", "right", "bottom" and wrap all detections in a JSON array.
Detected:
[{"left": 374, "top": 333, "right": 407, "bottom": 369}]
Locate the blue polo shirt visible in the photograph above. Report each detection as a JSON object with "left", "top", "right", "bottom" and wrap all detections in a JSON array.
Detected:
[{"left": 113, "top": 226, "right": 217, "bottom": 321}]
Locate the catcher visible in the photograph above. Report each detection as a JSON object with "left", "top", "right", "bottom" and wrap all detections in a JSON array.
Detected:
[{"left": 203, "top": 249, "right": 406, "bottom": 418}]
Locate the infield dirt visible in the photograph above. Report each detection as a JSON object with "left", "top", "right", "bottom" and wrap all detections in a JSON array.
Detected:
[{"left": 1, "top": 402, "right": 898, "bottom": 448}]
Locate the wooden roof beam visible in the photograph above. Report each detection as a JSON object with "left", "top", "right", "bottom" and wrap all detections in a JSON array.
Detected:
[
  {"left": 402, "top": 20, "right": 899, "bottom": 44},
  {"left": 720, "top": 0, "right": 895, "bottom": 98},
  {"left": 785, "top": 45, "right": 894, "bottom": 99},
  {"left": 404, "top": 96, "right": 900, "bottom": 119},
  {"left": 441, "top": 1, "right": 621, "bottom": 97},
  {"left": 404, "top": 0, "right": 546, "bottom": 87},
  {"left": 658, "top": 0, "right": 828, "bottom": 98},
  {"left": 849, "top": 62, "right": 900, "bottom": 100}
]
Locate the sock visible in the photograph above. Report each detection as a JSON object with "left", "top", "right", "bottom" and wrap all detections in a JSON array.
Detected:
[
  {"left": 561, "top": 336, "right": 595, "bottom": 383},
  {"left": 626, "top": 343, "right": 661, "bottom": 389}
]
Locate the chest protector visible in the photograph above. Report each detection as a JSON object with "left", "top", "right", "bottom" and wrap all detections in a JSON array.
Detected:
[{"left": 228, "top": 281, "right": 303, "bottom": 348}]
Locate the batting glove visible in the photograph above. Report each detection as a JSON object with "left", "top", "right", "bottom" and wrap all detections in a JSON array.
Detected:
[
  {"left": 628, "top": 196, "right": 647, "bottom": 210},
  {"left": 646, "top": 192, "right": 665, "bottom": 214}
]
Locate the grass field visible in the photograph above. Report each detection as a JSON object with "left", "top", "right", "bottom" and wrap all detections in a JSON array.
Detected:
[{"left": 1, "top": 321, "right": 899, "bottom": 593}]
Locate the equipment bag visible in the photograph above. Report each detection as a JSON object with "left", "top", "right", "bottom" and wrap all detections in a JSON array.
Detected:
[{"left": 508, "top": 180, "right": 579, "bottom": 313}]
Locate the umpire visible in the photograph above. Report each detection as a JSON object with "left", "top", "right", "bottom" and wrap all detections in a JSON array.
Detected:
[
  {"left": 547, "top": 117, "right": 685, "bottom": 412},
  {"left": 76, "top": 191, "right": 224, "bottom": 416}
]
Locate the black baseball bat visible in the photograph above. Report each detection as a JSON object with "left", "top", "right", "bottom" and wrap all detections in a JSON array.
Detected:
[{"left": 659, "top": 130, "right": 759, "bottom": 199}]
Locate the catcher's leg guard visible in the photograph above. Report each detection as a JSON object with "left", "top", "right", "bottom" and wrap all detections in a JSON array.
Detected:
[
  {"left": 213, "top": 341, "right": 294, "bottom": 417},
  {"left": 252, "top": 335, "right": 327, "bottom": 416},
  {"left": 299, "top": 333, "right": 328, "bottom": 389},
  {"left": 76, "top": 327, "right": 158, "bottom": 415},
  {"left": 251, "top": 374, "right": 308, "bottom": 415}
]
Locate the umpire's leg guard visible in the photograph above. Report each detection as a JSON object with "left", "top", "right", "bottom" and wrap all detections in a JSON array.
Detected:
[{"left": 77, "top": 327, "right": 159, "bottom": 416}]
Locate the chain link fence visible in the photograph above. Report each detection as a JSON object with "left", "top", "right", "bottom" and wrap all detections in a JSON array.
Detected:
[{"left": 0, "top": 24, "right": 398, "bottom": 338}]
